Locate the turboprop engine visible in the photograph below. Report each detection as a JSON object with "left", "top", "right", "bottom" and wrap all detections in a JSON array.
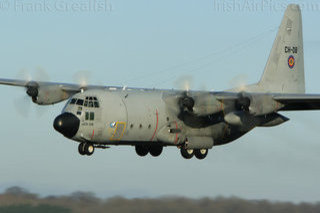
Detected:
[
  {"left": 234, "top": 92, "right": 284, "bottom": 116},
  {"left": 26, "top": 82, "right": 71, "bottom": 105},
  {"left": 165, "top": 92, "right": 225, "bottom": 117}
]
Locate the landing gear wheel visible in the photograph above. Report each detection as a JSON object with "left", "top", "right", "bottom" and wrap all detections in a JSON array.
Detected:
[
  {"left": 78, "top": 143, "right": 86, "bottom": 155},
  {"left": 194, "top": 149, "right": 208, "bottom": 160},
  {"left": 149, "top": 146, "right": 163, "bottom": 157},
  {"left": 135, "top": 145, "right": 149, "bottom": 157},
  {"left": 180, "top": 148, "right": 194, "bottom": 159},
  {"left": 84, "top": 143, "right": 95, "bottom": 156}
]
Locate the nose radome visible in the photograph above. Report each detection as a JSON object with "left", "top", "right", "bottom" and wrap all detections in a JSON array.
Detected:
[{"left": 53, "top": 113, "right": 80, "bottom": 138}]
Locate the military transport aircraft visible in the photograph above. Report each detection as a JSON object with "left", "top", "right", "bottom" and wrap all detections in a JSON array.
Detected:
[{"left": 0, "top": 4, "right": 318, "bottom": 160}]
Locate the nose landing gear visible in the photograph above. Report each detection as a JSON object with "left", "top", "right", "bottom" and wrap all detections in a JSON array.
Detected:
[{"left": 78, "top": 142, "right": 95, "bottom": 156}]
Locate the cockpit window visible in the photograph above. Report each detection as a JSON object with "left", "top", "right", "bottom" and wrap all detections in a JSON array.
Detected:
[
  {"left": 84, "top": 96, "right": 100, "bottom": 108},
  {"left": 76, "top": 99, "right": 84, "bottom": 106},
  {"left": 70, "top": 98, "right": 77, "bottom": 104},
  {"left": 89, "top": 101, "right": 94, "bottom": 107}
]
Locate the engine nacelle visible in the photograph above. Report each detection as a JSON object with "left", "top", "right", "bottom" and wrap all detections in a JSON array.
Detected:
[
  {"left": 193, "top": 95, "right": 224, "bottom": 116},
  {"left": 29, "top": 85, "right": 71, "bottom": 105},
  {"left": 249, "top": 95, "right": 283, "bottom": 116}
]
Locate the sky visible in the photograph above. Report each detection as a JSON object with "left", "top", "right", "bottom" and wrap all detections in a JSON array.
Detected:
[{"left": 0, "top": 0, "right": 320, "bottom": 203}]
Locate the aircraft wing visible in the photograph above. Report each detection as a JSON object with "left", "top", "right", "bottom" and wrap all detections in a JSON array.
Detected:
[
  {"left": 214, "top": 92, "right": 320, "bottom": 111},
  {"left": 273, "top": 94, "right": 320, "bottom": 111},
  {"left": 0, "top": 78, "right": 106, "bottom": 92},
  {"left": 0, "top": 78, "right": 29, "bottom": 87},
  {"left": 0, "top": 78, "right": 110, "bottom": 105}
]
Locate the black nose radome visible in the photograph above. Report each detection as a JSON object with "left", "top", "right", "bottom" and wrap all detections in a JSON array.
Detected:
[{"left": 53, "top": 113, "right": 80, "bottom": 138}]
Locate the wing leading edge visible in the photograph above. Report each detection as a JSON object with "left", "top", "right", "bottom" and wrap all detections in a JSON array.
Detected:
[{"left": 0, "top": 78, "right": 107, "bottom": 93}]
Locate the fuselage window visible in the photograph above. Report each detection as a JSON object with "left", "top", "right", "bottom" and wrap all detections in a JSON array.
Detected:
[
  {"left": 70, "top": 98, "right": 77, "bottom": 104},
  {"left": 90, "top": 112, "right": 94, "bottom": 120},
  {"left": 85, "top": 112, "right": 95, "bottom": 120},
  {"left": 76, "top": 99, "right": 84, "bottom": 106}
]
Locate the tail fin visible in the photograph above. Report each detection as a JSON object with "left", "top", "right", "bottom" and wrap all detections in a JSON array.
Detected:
[{"left": 258, "top": 4, "right": 305, "bottom": 94}]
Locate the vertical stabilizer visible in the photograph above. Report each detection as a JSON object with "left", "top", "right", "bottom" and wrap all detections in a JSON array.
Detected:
[{"left": 258, "top": 4, "right": 305, "bottom": 93}]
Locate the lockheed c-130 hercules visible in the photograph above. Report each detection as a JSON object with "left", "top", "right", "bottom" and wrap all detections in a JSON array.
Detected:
[{"left": 0, "top": 4, "right": 318, "bottom": 160}]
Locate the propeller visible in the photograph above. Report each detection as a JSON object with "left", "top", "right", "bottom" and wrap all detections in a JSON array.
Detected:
[
  {"left": 173, "top": 75, "right": 196, "bottom": 113},
  {"left": 228, "top": 74, "right": 252, "bottom": 112},
  {"left": 173, "top": 75, "right": 218, "bottom": 115},
  {"left": 174, "top": 75, "right": 194, "bottom": 92},
  {"left": 235, "top": 92, "right": 251, "bottom": 112},
  {"left": 178, "top": 91, "right": 195, "bottom": 112},
  {"left": 73, "top": 70, "right": 91, "bottom": 89},
  {"left": 229, "top": 74, "right": 248, "bottom": 92},
  {"left": 14, "top": 68, "right": 50, "bottom": 117}
]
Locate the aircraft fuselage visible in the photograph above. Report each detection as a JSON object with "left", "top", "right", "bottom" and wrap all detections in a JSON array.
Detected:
[{"left": 61, "top": 89, "right": 248, "bottom": 148}]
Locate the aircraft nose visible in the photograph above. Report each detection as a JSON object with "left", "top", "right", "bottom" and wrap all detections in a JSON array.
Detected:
[{"left": 53, "top": 113, "right": 80, "bottom": 138}]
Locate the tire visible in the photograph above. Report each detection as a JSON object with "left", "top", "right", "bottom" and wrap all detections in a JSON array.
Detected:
[
  {"left": 84, "top": 143, "right": 95, "bottom": 156},
  {"left": 149, "top": 146, "right": 163, "bottom": 157},
  {"left": 194, "top": 149, "right": 208, "bottom": 160},
  {"left": 180, "top": 148, "right": 194, "bottom": 159},
  {"left": 135, "top": 145, "right": 149, "bottom": 157},
  {"left": 78, "top": 143, "right": 86, "bottom": 155}
]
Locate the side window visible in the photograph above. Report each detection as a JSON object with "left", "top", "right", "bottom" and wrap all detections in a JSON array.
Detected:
[
  {"left": 90, "top": 112, "right": 95, "bottom": 120},
  {"left": 76, "top": 99, "right": 84, "bottom": 106},
  {"left": 85, "top": 112, "right": 95, "bottom": 121},
  {"left": 70, "top": 98, "right": 77, "bottom": 104}
]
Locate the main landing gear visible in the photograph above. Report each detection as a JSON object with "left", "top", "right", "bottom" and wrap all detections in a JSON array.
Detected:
[
  {"left": 135, "top": 145, "right": 163, "bottom": 157},
  {"left": 78, "top": 142, "right": 95, "bottom": 156},
  {"left": 134, "top": 145, "right": 208, "bottom": 160},
  {"left": 180, "top": 147, "right": 208, "bottom": 160}
]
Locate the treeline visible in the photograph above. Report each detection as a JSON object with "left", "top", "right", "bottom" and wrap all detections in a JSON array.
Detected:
[{"left": 0, "top": 186, "right": 319, "bottom": 213}]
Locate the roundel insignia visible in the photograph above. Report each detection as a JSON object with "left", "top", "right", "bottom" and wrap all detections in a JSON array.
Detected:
[{"left": 288, "top": 55, "right": 295, "bottom": 69}]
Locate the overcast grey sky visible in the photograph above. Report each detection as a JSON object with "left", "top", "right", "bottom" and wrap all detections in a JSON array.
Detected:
[{"left": 0, "top": 0, "right": 320, "bottom": 202}]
